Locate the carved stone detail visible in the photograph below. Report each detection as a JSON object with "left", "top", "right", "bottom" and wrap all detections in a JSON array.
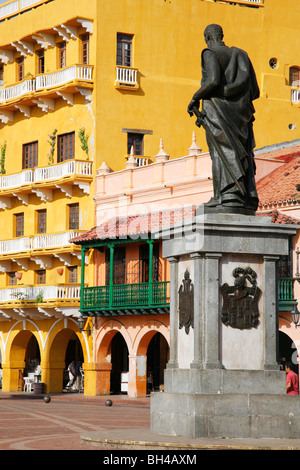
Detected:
[
  {"left": 178, "top": 270, "right": 194, "bottom": 334},
  {"left": 220, "top": 267, "right": 261, "bottom": 329}
]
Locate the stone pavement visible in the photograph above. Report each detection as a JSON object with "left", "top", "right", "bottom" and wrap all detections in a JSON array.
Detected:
[{"left": 1, "top": 391, "right": 300, "bottom": 451}]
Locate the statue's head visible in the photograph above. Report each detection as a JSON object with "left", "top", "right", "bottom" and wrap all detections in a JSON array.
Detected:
[{"left": 204, "top": 24, "right": 224, "bottom": 45}]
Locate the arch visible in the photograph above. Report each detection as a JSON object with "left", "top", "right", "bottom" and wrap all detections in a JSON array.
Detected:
[
  {"left": 96, "top": 319, "right": 132, "bottom": 363},
  {"left": 279, "top": 315, "right": 300, "bottom": 375},
  {"left": 134, "top": 319, "right": 170, "bottom": 356},
  {"left": 3, "top": 326, "right": 42, "bottom": 392},
  {"left": 46, "top": 323, "right": 85, "bottom": 393},
  {"left": 133, "top": 320, "right": 170, "bottom": 397}
]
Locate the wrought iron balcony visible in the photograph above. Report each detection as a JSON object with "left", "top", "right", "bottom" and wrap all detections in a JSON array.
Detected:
[{"left": 81, "top": 281, "right": 170, "bottom": 316}]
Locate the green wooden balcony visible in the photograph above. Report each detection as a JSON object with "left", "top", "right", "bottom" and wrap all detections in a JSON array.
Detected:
[
  {"left": 81, "top": 281, "right": 170, "bottom": 316},
  {"left": 278, "top": 278, "right": 299, "bottom": 311}
]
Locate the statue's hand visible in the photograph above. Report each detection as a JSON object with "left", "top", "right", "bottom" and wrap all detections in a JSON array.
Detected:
[{"left": 187, "top": 99, "right": 198, "bottom": 116}]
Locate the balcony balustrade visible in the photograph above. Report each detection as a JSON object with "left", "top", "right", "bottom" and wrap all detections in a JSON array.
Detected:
[
  {"left": 0, "top": 231, "right": 83, "bottom": 256},
  {"left": 81, "top": 281, "right": 170, "bottom": 315},
  {"left": 278, "top": 277, "right": 300, "bottom": 311},
  {"left": 291, "top": 88, "right": 300, "bottom": 104},
  {"left": 0, "top": 160, "right": 92, "bottom": 193},
  {"left": 36, "top": 65, "right": 93, "bottom": 91},
  {"left": 0, "top": 65, "right": 93, "bottom": 105},
  {"left": 115, "top": 66, "right": 138, "bottom": 88},
  {"left": 0, "top": 284, "right": 80, "bottom": 303}
]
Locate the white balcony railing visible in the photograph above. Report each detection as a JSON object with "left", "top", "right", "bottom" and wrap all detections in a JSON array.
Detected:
[
  {"left": 0, "top": 65, "right": 93, "bottom": 104},
  {"left": 115, "top": 66, "right": 138, "bottom": 86},
  {"left": 36, "top": 65, "right": 93, "bottom": 90},
  {"left": 291, "top": 89, "right": 300, "bottom": 103},
  {"left": 0, "top": 169, "right": 33, "bottom": 189},
  {"left": 0, "top": 79, "right": 36, "bottom": 103},
  {"left": 0, "top": 160, "right": 92, "bottom": 191},
  {"left": 34, "top": 160, "right": 92, "bottom": 183},
  {"left": 0, "top": 284, "right": 80, "bottom": 303},
  {"left": 0, "top": 237, "right": 31, "bottom": 254},
  {"left": 0, "top": 231, "right": 82, "bottom": 255},
  {"left": 0, "top": 0, "right": 42, "bottom": 20},
  {"left": 31, "top": 231, "right": 83, "bottom": 250}
]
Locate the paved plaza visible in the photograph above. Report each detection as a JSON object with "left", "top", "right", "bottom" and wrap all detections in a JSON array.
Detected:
[{"left": 1, "top": 391, "right": 300, "bottom": 452}]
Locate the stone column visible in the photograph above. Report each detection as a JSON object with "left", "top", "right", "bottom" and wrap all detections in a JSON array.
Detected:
[
  {"left": 204, "top": 253, "right": 222, "bottom": 369},
  {"left": 263, "top": 255, "right": 281, "bottom": 370},
  {"left": 190, "top": 252, "right": 204, "bottom": 368},
  {"left": 167, "top": 256, "right": 179, "bottom": 369}
]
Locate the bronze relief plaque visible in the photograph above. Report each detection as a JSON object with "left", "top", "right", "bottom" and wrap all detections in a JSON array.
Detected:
[
  {"left": 178, "top": 270, "right": 194, "bottom": 334},
  {"left": 220, "top": 267, "right": 261, "bottom": 329}
]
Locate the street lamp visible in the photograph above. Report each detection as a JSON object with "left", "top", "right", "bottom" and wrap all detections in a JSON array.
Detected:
[
  {"left": 77, "top": 316, "right": 91, "bottom": 336},
  {"left": 290, "top": 303, "right": 300, "bottom": 328}
]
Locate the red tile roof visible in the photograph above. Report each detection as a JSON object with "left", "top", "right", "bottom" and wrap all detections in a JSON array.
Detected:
[
  {"left": 71, "top": 207, "right": 300, "bottom": 245},
  {"left": 257, "top": 157, "right": 300, "bottom": 206},
  {"left": 71, "top": 207, "right": 196, "bottom": 243},
  {"left": 257, "top": 209, "right": 300, "bottom": 225}
]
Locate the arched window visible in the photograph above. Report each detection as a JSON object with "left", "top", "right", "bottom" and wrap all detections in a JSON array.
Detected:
[{"left": 289, "top": 67, "right": 300, "bottom": 87}]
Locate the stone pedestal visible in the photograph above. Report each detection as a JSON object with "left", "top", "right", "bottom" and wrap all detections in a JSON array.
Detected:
[{"left": 150, "top": 212, "right": 300, "bottom": 438}]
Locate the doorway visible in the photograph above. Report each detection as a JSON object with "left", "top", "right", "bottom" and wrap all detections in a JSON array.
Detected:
[
  {"left": 110, "top": 332, "right": 129, "bottom": 394},
  {"left": 147, "top": 332, "right": 169, "bottom": 392},
  {"left": 279, "top": 331, "right": 298, "bottom": 373}
]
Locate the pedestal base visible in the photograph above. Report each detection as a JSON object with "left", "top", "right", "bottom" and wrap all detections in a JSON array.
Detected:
[{"left": 150, "top": 392, "right": 300, "bottom": 439}]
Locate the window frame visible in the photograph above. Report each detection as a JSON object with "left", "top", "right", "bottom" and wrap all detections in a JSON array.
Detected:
[
  {"left": 36, "top": 209, "right": 47, "bottom": 234},
  {"left": 36, "top": 269, "right": 46, "bottom": 285},
  {"left": 15, "top": 212, "right": 24, "bottom": 238},
  {"left": 22, "top": 141, "right": 38, "bottom": 169},
  {"left": 37, "top": 49, "right": 45, "bottom": 74},
  {"left": 68, "top": 265, "right": 78, "bottom": 284},
  {"left": 17, "top": 57, "right": 24, "bottom": 82},
  {"left": 57, "top": 131, "right": 75, "bottom": 162},
  {"left": 68, "top": 203, "right": 79, "bottom": 230},
  {"left": 289, "top": 66, "right": 300, "bottom": 88},
  {"left": 81, "top": 33, "right": 90, "bottom": 65},
  {"left": 117, "top": 33, "right": 133, "bottom": 67},
  {"left": 58, "top": 41, "right": 66, "bottom": 69},
  {"left": 127, "top": 132, "right": 144, "bottom": 156}
]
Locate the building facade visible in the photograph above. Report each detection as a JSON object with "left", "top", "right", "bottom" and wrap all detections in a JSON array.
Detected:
[{"left": 1, "top": 0, "right": 300, "bottom": 395}]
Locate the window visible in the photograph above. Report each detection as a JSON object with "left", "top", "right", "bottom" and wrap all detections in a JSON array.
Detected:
[
  {"left": 15, "top": 213, "right": 24, "bottom": 237},
  {"left": 139, "top": 243, "right": 160, "bottom": 282},
  {"left": 105, "top": 246, "right": 125, "bottom": 285},
  {"left": 37, "top": 49, "right": 45, "bottom": 74},
  {"left": 36, "top": 269, "right": 46, "bottom": 284},
  {"left": 22, "top": 141, "right": 38, "bottom": 169},
  {"left": 58, "top": 41, "right": 66, "bottom": 69},
  {"left": 68, "top": 266, "right": 78, "bottom": 283},
  {"left": 0, "top": 65, "right": 4, "bottom": 86},
  {"left": 289, "top": 67, "right": 300, "bottom": 87},
  {"left": 37, "top": 209, "right": 46, "bottom": 234},
  {"left": 117, "top": 33, "right": 133, "bottom": 67},
  {"left": 7, "top": 272, "right": 17, "bottom": 286},
  {"left": 81, "top": 34, "right": 89, "bottom": 65},
  {"left": 58, "top": 132, "right": 75, "bottom": 162},
  {"left": 17, "top": 57, "right": 24, "bottom": 82},
  {"left": 69, "top": 203, "right": 79, "bottom": 230},
  {"left": 127, "top": 133, "right": 143, "bottom": 156}
]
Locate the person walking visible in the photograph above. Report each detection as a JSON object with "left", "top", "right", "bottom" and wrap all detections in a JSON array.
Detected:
[{"left": 285, "top": 362, "right": 299, "bottom": 395}]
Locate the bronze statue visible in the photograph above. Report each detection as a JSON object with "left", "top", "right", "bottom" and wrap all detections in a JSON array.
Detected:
[{"left": 188, "top": 24, "right": 259, "bottom": 214}]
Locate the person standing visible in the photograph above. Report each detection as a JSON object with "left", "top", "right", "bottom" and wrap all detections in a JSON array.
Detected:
[
  {"left": 285, "top": 362, "right": 299, "bottom": 395},
  {"left": 66, "top": 360, "right": 77, "bottom": 391}
]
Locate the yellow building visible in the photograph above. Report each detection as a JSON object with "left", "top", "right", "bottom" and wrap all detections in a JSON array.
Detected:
[{"left": 1, "top": 0, "right": 300, "bottom": 395}]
